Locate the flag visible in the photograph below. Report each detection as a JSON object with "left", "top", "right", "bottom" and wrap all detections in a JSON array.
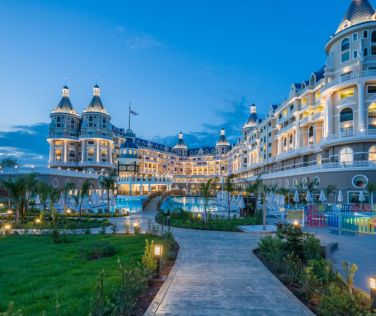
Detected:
[{"left": 130, "top": 109, "right": 138, "bottom": 116}]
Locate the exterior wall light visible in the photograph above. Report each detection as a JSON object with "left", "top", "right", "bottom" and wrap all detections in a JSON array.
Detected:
[{"left": 370, "top": 277, "right": 376, "bottom": 310}]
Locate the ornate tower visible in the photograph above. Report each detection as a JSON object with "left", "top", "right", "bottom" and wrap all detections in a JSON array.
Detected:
[
  {"left": 48, "top": 85, "right": 81, "bottom": 168},
  {"left": 243, "top": 104, "right": 258, "bottom": 137},
  {"left": 118, "top": 129, "right": 139, "bottom": 177},
  {"left": 80, "top": 84, "right": 114, "bottom": 173},
  {"left": 216, "top": 128, "right": 231, "bottom": 155},
  {"left": 173, "top": 132, "right": 188, "bottom": 157}
]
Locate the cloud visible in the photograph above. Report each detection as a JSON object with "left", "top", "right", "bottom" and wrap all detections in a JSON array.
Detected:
[
  {"left": 0, "top": 123, "right": 49, "bottom": 167},
  {"left": 126, "top": 33, "right": 163, "bottom": 50},
  {"left": 152, "top": 95, "right": 249, "bottom": 148}
]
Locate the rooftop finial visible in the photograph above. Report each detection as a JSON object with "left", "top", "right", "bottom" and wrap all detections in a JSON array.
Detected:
[
  {"left": 62, "top": 85, "right": 69, "bottom": 97},
  {"left": 93, "top": 83, "right": 100, "bottom": 96},
  {"left": 221, "top": 128, "right": 225, "bottom": 136},
  {"left": 250, "top": 104, "right": 257, "bottom": 113},
  {"left": 179, "top": 132, "right": 183, "bottom": 140}
]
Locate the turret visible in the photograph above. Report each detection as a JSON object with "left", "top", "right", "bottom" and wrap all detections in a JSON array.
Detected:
[
  {"left": 216, "top": 128, "right": 231, "bottom": 155},
  {"left": 173, "top": 132, "right": 188, "bottom": 156}
]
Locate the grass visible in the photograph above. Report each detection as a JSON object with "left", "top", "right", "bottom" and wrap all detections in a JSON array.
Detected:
[
  {"left": 157, "top": 209, "right": 261, "bottom": 232},
  {"left": 0, "top": 234, "right": 160, "bottom": 315}
]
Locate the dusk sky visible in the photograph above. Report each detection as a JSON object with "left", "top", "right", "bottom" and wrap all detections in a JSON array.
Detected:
[{"left": 0, "top": 0, "right": 352, "bottom": 165}]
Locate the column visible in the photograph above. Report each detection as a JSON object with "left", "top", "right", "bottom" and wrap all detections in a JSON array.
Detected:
[
  {"left": 64, "top": 141, "right": 68, "bottom": 163},
  {"left": 109, "top": 144, "right": 113, "bottom": 164},
  {"left": 324, "top": 96, "right": 332, "bottom": 137},
  {"left": 148, "top": 184, "right": 151, "bottom": 194},
  {"left": 96, "top": 140, "right": 100, "bottom": 163},
  {"left": 129, "top": 184, "right": 132, "bottom": 196},
  {"left": 48, "top": 141, "right": 53, "bottom": 163},
  {"left": 358, "top": 82, "right": 366, "bottom": 132},
  {"left": 81, "top": 141, "right": 86, "bottom": 162}
]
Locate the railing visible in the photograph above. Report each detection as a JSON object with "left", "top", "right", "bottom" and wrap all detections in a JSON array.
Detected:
[
  {"left": 323, "top": 129, "right": 376, "bottom": 142},
  {"left": 118, "top": 175, "right": 173, "bottom": 183},
  {"left": 0, "top": 167, "right": 100, "bottom": 178},
  {"left": 299, "top": 112, "right": 324, "bottom": 126},
  {"left": 79, "top": 162, "right": 115, "bottom": 167},
  {"left": 324, "top": 69, "right": 376, "bottom": 90}
]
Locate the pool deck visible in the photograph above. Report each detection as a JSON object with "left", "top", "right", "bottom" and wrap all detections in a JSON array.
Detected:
[{"left": 305, "top": 227, "right": 376, "bottom": 292}]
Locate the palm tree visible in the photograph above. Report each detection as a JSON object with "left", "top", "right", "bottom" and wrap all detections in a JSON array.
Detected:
[
  {"left": 0, "top": 177, "right": 25, "bottom": 223},
  {"left": 78, "top": 180, "right": 91, "bottom": 219},
  {"left": 325, "top": 185, "right": 337, "bottom": 202},
  {"left": 224, "top": 175, "right": 235, "bottom": 220},
  {"left": 1, "top": 178, "right": 15, "bottom": 209},
  {"left": 62, "top": 182, "right": 75, "bottom": 214},
  {"left": 200, "top": 179, "right": 213, "bottom": 222},
  {"left": 23, "top": 173, "right": 39, "bottom": 217},
  {"left": 245, "top": 176, "right": 263, "bottom": 196},
  {"left": 37, "top": 181, "right": 51, "bottom": 211},
  {"left": 48, "top": 187, "right": 61, "bottom": 224},
  {"left": 100, "top": 174, "right": 117, "bottom": 213},
  {"left": 0, "top": 157, "right": 18, "bottom": 169}
]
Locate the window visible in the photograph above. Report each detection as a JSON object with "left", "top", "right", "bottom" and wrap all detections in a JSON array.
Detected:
[
  {"left": 352, "top": 175, "right": 368, "bottom": 188},
  {"left": 341, "top": 38, "right": 350, "bottom": 62},
  {"left": 364, "top": 30, "right": 368, "bottom": 38},
  {"left": 340, "top": 108, "right": 353, "bottom": 122},
  {"left": 339, "top": 147, "right": 353, "bottom": 165},
  {"left": 372, "top": 31, "right": 376, "bottom": 55},
  {"left": 314, "top": 176, "right": 320, "bottom": 188},
  {"left": 301, "top": 97, "right": 307, "bottom": 107},
  {"left": 308, "top": 126, "right": 314, "bottom": 144},
  {"left": 339, "top": 89, "right": 354, "bottom": 99},
  {"left": 353, "top": 33, "right": 358, "bottom": 41},
  {"left": 364, "top": 48, "right": 369, "bottom": 57},
  {"left": 316, "top": 154, "right": 322, "bottom": 166},
  {"left": 315, "top": 90, "right": 321, "bottom": 100},
  {"left": 369, "top": 103, "right": 376, "bottom": 129},
  {"left": 368, "top": 86, "right": 376, "bottom": 93},
  {"left": 353, "top": 50, "right": 358, "bottom": 59},
  {"left": 369, "top": 146, "right": 376, "bottom": 162}
]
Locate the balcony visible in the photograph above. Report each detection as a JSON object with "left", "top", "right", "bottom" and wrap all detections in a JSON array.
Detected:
[
  {"left": 322, "top": 129, "right": 376, "bottom": 147},
  {"left": 79, "top": 161, "right": 116, "bottom": 168},
  {"left": 299, "top": 112, "right": 324, "bottom": 127},
  {"left": 278, "top": 122, "right": 298, "bottom": 135}
]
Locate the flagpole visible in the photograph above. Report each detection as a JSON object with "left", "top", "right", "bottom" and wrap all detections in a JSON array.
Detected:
[{"left": 128, "top": 103, "right": 131, "bottom": 130}]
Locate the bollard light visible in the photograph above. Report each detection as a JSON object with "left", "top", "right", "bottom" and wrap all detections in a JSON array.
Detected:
[
  {"left": 154, "top": 245, "right": 162, "bottom": 257},
  {"left": 35, "top": 218, "right": 41, "bottom": 224},
  {"left": 293, "top": 220, "right": 300, "bottom": 227},
  {"left": 66, "top": 209, "right": 72, "bottom": 214},
  {"left": 4, "top": 224, "right": 11, "bottom": 230},
  {"left": 133, "top": 221, "right": 139, "bottom": 228},
  {"left": 7, "top": 210, "right": 13, "bottom": 215},
  {"left": 370, "top": 277, "right": 376, "bottom": 310}
]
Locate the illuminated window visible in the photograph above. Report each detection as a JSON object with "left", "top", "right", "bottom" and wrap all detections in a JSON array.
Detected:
[
  {"left": 315, "top": 90, "right": 321, "bottom": 100},
  {"left": 340, "top": 108, "right": 354, "bottom": 133},
  {"left": 316, "top": 154, "right": 322, "bottom": 166},
  {"left": 341, "top": 38, "right": 350, "bottom": 62},
  {"left": 339, "top": 147, "right": 353, "bottom": 165},
  {"left": 55, "top": 150, "right": 62, "bottom": 161},
  {"left": 368, "top": 103, "right": 376, "bottom": 129},
  {"left": 302, "top": 97, "right": 307, "bottom": 107},
  {"left": 369, "top": 146, "right": 376, "bottom": 162},
  {"left": 309, "top": 126, "right": 314, "bottom": 144},
  {"left": 283, "top": 108, "right": 288, "bottom": 117},
  {"left": 339, "top": 89, "right": 354, "bottom": 99}
]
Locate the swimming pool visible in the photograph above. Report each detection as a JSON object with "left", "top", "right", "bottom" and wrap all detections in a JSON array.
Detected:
[
  {"left": 161, "top": 196, "right": 225, "bottom": 214},
  {"left": 115, "top": 196, "right": 147, "bottom": 213}
]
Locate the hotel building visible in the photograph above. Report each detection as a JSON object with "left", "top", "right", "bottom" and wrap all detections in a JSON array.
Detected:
[{"left": 47, "top": 0, "right": 376, "bottom": 202}]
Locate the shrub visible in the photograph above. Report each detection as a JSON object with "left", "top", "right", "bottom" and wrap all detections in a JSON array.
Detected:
[
  {"left": 285, "top": 252, "right": 303, "bottom": 286},
  {"left": 141, "top": 239, "right": 157, "bottom": 277},
  {"left": 0, "top": 302, "right": 23, "bottom": 316},
  {"left": 80, "top": 241, "right": 117, "bottom": 260},
  {"left": 124, "top": 221, "right": 130, "bottom": 235},
  {"left": 258, "top": 235, "right": 284, "bottom": 271},
  {"left": 85, "top": 227, "right": 91, "bottom": 235},
  {"left": 111, "top": 224, "right": 118, "bottom": 234},
  {"left": 307, "top": 259, "right": 335, "bottom": 286},
  {"left": 277, "top": 224, "right": 305, "bottom": 259},
  {"left": 342, "top": 261, "right": 358, "bottom": 295},
  {"left": 303, "top": 234, "right": 321, "bottom": 261},
  {"left": 301, "top": 265, "right": 319, "bottom": 301},
  {"left": 112, "top": 261, "right": 148, "bottom": 316},
  {"left": 318, "top": 283, "right": 371, "bottom": 316},
  {"left": 90, "top": 271, "right": 114, "bottom": 316},
  {"left": 99, "top": 222, "right": 107, "bottom": 235}
]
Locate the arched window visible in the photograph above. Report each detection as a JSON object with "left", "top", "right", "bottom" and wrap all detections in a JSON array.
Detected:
[
  {"left": 339, "top": 147, "right": 354, "bottom": 165},
  {"left": 340, "top": 108, "right": 354, "bottom": 133},
  {"left": 341, "top": 38, "right": 350, "bottom": 62},
  {"left": 368, "top": 103, "right": 376, "bottom": 129},
  {"left": 369, "top": 145, "right": 376, "bottom": 162}
]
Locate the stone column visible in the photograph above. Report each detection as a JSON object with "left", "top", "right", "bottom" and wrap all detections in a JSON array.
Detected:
[
  {"left": 358, "top": 82, "right": 366, "bottom": 132},
  {"left": 49, "top": 141, "right": 53, "bottom": 163},
  {"left": 129, "top": 184, "right": 132, "bottom": 196},
  {"left": 325, "top": 96, "right": 333, "bottom": 137},
  {"left": 109, "top": 143, "right": 113, "bottom": 164},
  {"left": 96, "top": 140, "right": 100, "bottom": 163},
  {"left": 81, "top": 141, "right": 86, "bottom": 162},
  {"left": 64, "top": 141, "right": 68, "bottom": 163}
]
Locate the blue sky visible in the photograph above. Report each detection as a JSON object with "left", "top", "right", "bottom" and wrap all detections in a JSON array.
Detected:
[{"left": 0, "top": 0, "right": 352, "bottom": 165}]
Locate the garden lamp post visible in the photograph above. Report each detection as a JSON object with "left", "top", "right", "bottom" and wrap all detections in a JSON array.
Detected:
[
  {"left": 133, "top": 221, "right": 139, "bottom": 234},
  {"left": 154, "top": 245, "right": 163, "bottom": 278},
  {"left": 3, "top": 224, "right": 12, "bottom": 235},
  {"left": 370, "top": 277, "right": 376, "bottom": 310}
]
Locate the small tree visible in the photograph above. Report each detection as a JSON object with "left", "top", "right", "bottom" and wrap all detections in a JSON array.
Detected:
[
  {"left": 224, "top": 175, "right": 235, "bottom": 220},
  {"left": 200, "top": 179, "right": 213, "bottom": 222},
  {"left": 100, "top": 174, "right": 117, "bottom": 213},
  {"left": 366, "top": 183, "right": 376, "bottom": 209}
]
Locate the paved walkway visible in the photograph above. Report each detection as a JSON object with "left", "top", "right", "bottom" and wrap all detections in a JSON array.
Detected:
[{"left": 145, "top": 218, "right": 312, "bottom": 315}]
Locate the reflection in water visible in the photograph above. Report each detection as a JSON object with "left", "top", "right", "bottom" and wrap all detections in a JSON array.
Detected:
[
  {"left": 115, "top": 196, "right": 147, "bottom": 213},
  {"left": 162, "top": 196, "right": 221, "bottom": 214}
]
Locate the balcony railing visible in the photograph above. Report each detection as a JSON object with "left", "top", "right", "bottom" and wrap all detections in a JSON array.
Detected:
[{"left": 323, "top": 129, "right": 376, "bottom": 142}]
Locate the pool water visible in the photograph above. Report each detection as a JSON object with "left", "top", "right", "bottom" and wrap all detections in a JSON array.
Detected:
[
  {"left": 115, "top": 196, "right": 147, "bottom": 213},
  {"left": 161, "top": 196, "right": 223, "bottom": 214}
]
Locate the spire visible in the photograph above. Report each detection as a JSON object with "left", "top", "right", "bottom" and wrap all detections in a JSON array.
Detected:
[
  {"left": 250, "top": 104, "right": 257, "bottom": 114},
  {"left": 336, "top": 0, "right": 376, "bottom": 34},
  {"left": 174, "top": 132, "right": 187, "bottom": 149},
  {"left": 244, "top": 104, "right": 258, "bottom": 128},
  {"left": 217, "top": 128, "right": 230, "bottom": 146},
  {"left": 84, "top": 84, "right": 108, "bottom": 114},
  {"left": 52, "top": 85, "right": 78, "bottom": 116}
]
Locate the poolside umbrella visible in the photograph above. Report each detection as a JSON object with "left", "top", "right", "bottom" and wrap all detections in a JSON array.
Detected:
[
  {"left": 279, "top": 195, "right": 285, "bottom": 207},
  {"left": 293, "top": 190, "right": 300, "bottom": 204},
  {"left": 35, "top": 194, "right": 41, "bottom": 206},
  {"left": 58, "top": 192, "right": 64, "bottom": 212},
  {"left": 110, "top": 195, "right": 117, "bottom": 210},
  {"left": 305, "top": 191, "right": 312, "bottom": 203},
  {"left": 319, "top": 190, "right": 326, "bottom": 204},
  {"left": 359, "top": 190, "right": 366, "bottom": 203},
  {"left": 338, "top": 190, "right": 344, "bottom": 204},
  {"left": 46, "top": 195, "right": 51, "bottom": 211}
]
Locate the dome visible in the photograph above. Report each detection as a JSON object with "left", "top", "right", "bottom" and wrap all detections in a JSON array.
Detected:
[
  {"left": 84, "top": 84, "right": 109, "bottom": 114},
  {"left": 120, "top": 129, "right": 138, "bottom": 150},
  {"left": 336, "top": 0, "right": 376, "bottom": 34},
  {"left": 52, "top": 85, "right": 79, "bottom": 116}
]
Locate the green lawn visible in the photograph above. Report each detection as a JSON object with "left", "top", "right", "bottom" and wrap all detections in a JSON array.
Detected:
[{"left": 0, "top": 234, "right": 157, "bottom": 315}]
